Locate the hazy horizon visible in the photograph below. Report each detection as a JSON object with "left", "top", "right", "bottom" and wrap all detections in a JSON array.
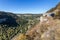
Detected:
[{"left": 0, "top": 0, "right": 60, "bottom": 14}]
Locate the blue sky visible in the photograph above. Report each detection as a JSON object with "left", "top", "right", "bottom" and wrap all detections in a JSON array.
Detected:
[{"left": 0, "top": 0, "right": 60, "bottom": 14}]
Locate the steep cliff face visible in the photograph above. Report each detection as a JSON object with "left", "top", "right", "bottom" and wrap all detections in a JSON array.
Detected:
[{"left": 46, "top": 2, "right": 60, "bottom": 19}]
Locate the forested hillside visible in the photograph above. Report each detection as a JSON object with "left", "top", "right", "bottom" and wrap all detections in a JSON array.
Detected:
[{"left": 0, "top": 11, "right": 42, "bottom": 40}]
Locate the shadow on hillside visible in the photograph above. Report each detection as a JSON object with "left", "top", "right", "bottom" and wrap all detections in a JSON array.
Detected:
[{"left": 0, "top": 15, "right": 19, "bottom": 27}]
